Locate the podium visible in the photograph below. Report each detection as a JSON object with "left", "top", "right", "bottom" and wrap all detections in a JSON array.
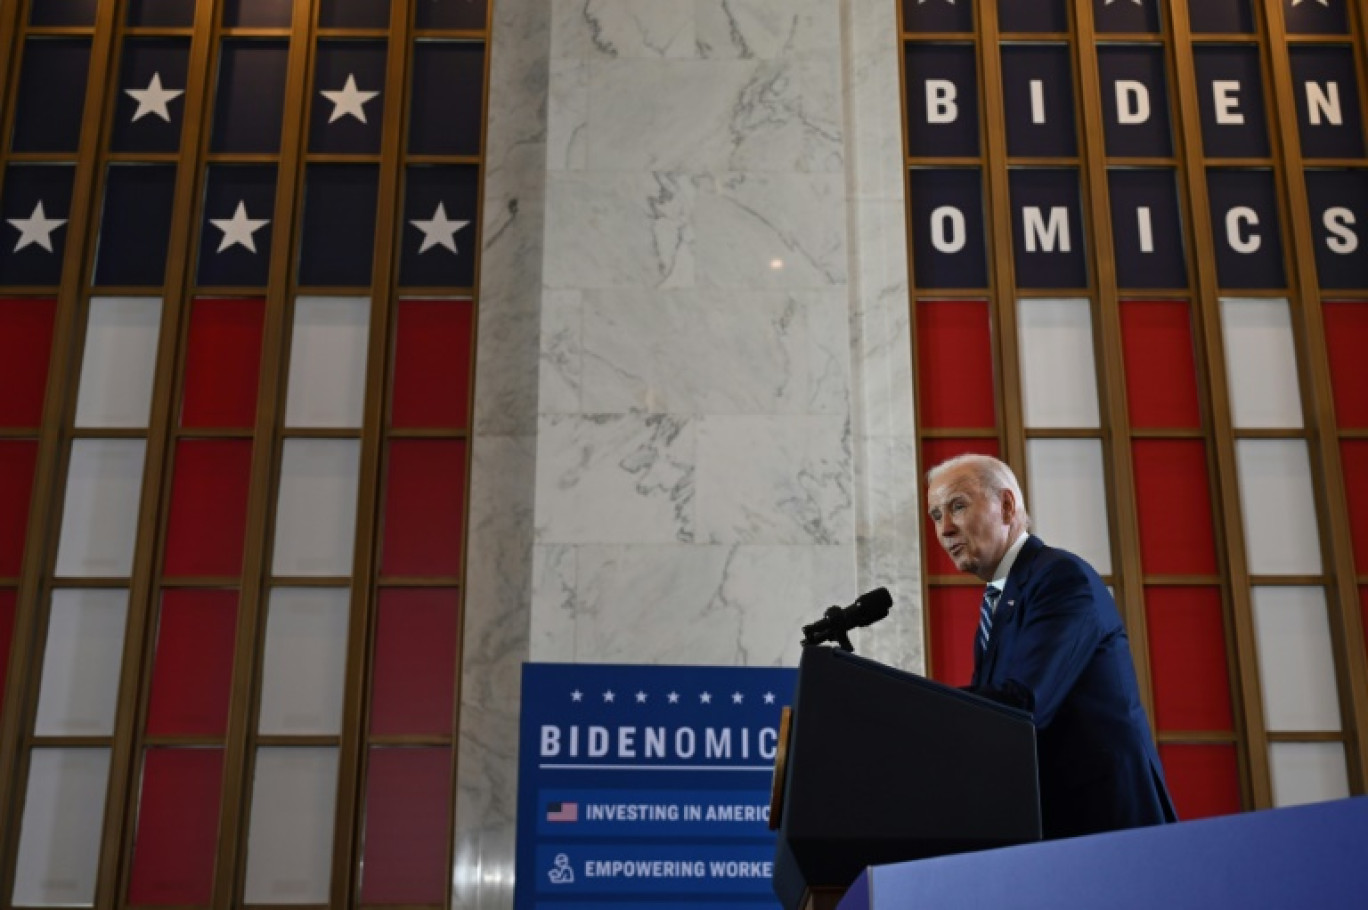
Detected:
[{"left": 772, "top": 647, "right": 1041, "bottom": 910}]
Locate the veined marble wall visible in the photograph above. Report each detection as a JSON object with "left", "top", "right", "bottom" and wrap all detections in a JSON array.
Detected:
[{"left": 454, "top": 1, "right": 918, "bottom": 907}]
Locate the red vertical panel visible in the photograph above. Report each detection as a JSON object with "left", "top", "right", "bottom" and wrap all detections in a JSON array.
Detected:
[
  {"left": 360, "top": 747, "right": 452, "bottom": 904},
  {"left": 1120, "top": 300, "right": 1202, "bottom": 429},
  {"left": 1131, "top": 439, "right": 1218, "bottom": 575},
  {"left": 1360, "top": 587, "right": 1367, "bottom": 663},
  {"left": 145, "top": 590, "right": 237, "bottom": 737},
  {"left": 928, "top": 586, "right": 982, "bottom": 686},
  {"left": 916, "top": 300, "right": 996, "bottom": 429},
  {"left": 162, "top": 439, "right": 253, "bottom": 577},
  {"left": 921, "top": 437, "right": 1000, "bottom": 576},
  {"left": 381, "top": 439, "right": 467, "bottom": 576},
  {"left": 0, "top": 442, "right": 39, "bottom": 576},
  {"left": 0, "top": 298, "right": 56, "bottom": 427},
  {"left": 1144, "top": 587, "right": 1233, "bottom": 732},
  {"left": 180, "top": 297, "right": 264, "bottom": 428},
  {"left": 1158, "top": 744, "right": 1241, "bottom": 820},
  {"left": 0, "top": 590, "right": 14, "bottom": 718},
  {"left": 1341, "top": 441, "right": 1368, "bottom": 572},
  {"left": 127, "top": 748, "right": 224, "bottom": 904},
  {"left": 391, "top": 298, "right": 474, "bottom": 429},
  {"left": 370, "top": 588, "right": 459, "bottom": 736},
  {"left": 1322, "top": 301, "right": 1368, "bottom": 428}
]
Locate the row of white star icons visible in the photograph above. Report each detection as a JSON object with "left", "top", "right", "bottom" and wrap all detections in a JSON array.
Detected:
[
  {"left": 569, "top": 689, "right": 779, "bottom": 706},
  {"left": 122, "top": 72, "right": 379, "bottom": 125},
  {"left": 6, "top": 199, "right": 468, "bottom": 255}
]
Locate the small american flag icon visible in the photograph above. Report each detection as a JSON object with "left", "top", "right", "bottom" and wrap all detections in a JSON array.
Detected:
[{"left": 546, "top": 801, "right": 579, "bottom": 823}]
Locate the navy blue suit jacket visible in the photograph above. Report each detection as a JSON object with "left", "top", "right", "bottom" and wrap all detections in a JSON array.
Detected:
[{"left": 969, "top": 535, "right": 1178, "bottom": 839}]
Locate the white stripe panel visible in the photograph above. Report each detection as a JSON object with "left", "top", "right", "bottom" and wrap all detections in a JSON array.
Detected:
[
  {"left": 271, "top": 439, "right": 360, "bottom": 577},
  {"left": 1251, "top": 586, "right": 1342, "bottom": 732},
  {"left": 1269, "top": 742, "right": 1350, "bottom": 808},
  {"left": 54, "top": 439, "right": 146, "bottom": 577},
  {"left": 1026, "top": 438, "right": 1112, "bottom": 575},
  {"left": 284, "top": 295, "right": 370, "bottom": 428},
  {"left": 1219, "top": 297, "right": 1304, "bottom": 429},
  {"left": 73, "top": 296, "right": 162, "bottom": 428},
  {"left": 12, "top": 748, "right": 111, "bottom": 907},
  {"left": 1235, "top": 439, "right": 1322, "bottom": 576},
  {"left": 244, "top": 747, "right": 339, "bottom": 904},
  {"left": 1017, "top": 297, "right": 1100, "bottom": 429},
  {"left": 257, "top": 588, "right": 349, "bottom": 735},
  {"left": 34, "top": 589, "right": 128, "bottom": 736}
]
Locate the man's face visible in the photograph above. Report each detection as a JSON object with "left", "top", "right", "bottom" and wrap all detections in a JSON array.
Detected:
[{"left": 926, "top": 464, "right": 1016, "bottom": 583}]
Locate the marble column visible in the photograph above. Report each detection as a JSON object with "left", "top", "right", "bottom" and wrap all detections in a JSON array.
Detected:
[{"left": 454, "top": 1, "right": 917, "bottom": 907}]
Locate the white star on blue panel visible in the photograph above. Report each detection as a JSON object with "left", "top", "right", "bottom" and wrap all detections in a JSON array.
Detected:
[
  {"left": 7, "top": 201, "right": 66, "bottom": 253},
  {"left": 126, "top": 72, "right": 184, "bottom": 122},
  {"left": 320, "top": 73, "right": 379, "bottom": 124}
]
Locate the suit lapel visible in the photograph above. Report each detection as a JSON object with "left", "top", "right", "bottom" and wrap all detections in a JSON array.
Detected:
[{"left": 978, "top": 535, "right": 1043, "bottom": 682}]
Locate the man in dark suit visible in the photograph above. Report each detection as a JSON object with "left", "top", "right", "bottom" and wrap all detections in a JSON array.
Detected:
[{"left": 926, "top": 453, "right": 1177, "bottom": 839}]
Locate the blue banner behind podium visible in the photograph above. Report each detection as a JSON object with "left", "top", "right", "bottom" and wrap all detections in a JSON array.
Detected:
[{"left": 515, "top": 663, "right": 796, "bottom": 910}]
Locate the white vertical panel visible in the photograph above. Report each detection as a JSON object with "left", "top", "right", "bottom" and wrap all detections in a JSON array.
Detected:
[
  {"left": 1017, "top": 297, "right": 1100, "bottom": 428},
  {"left": 284, "top": 295, "right": 369, "bottom": 428},
  {"left": 1235, "top": 439, "right": 1322, "bottom": 575},
  {"left": 54, "top": 439, "right": 146, "bottom": 577},
  {"left": 1026, "top": 438, "right": 1112, "bottom": 574},
  {"left": 73, "top": 296, "right": 162, "bottom": 428},
  {"left": 271, "top": 439, "right": 360, "bottom": 576},
  {"left": 257, "top": 588, "right": 349, "bottom": 735},
  {"left": 244, "top": 747, "right": 339, "bottom": 904},
  {"left": 34, "top": 589, "right": 128, "bottom": 736},
  {"left": 12, "top": 748, "right": 110, "bottom": 907},
  {"left": 1269, "top": 742, "right": 1350, "bottom": 807},
  {"left": 1251, "top": 586, "right": 1341, "bottom": 732},
  {"left": 1220, "top": 297, "right": 1304, "bottom": 429}
]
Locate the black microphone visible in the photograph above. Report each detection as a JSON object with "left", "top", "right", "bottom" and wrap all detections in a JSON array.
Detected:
[{"left": 801, "top": 587, "right": 893, "bottom": 652}]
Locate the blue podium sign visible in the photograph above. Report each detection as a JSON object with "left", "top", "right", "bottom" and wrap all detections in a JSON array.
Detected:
[{"left": 515, "top": 663, "right": 797, "bottom": 910}]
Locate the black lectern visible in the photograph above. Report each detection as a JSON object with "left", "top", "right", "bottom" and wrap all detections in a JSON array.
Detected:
[{"left": 771, "top": 647, "right": 1041, "bottom": 910}]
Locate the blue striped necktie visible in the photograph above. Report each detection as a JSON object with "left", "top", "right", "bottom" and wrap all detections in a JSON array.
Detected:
[{"left": 977, "top": 587, "right": 1001, "bottom": 653}]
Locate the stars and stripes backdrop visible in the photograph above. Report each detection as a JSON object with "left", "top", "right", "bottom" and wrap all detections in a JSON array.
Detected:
[{"left": 0, "top": 0, "right": 489, "bottom": 905}]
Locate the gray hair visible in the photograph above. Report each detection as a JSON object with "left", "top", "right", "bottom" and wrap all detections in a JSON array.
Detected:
[{"left": 926, "top": 453, "right": 1033, "bottom": 531}]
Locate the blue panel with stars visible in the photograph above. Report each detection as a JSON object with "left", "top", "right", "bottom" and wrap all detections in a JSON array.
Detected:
[
  {"left": 320, "top": 0, "right": 391, "bottom": 29},
  {"left": 29, "top": 0, "right": 98, "bottom": 27},
  {"left": 516, "top": 662, "right": 794, "bottom": 910},
  {"left": 112, "top": 38, "right": 191, "bottom": 154},
  {"left": 1284, "top": 0, "right": 1349, "bottom": 36},
  {"left": 197, "top": 165, "right": 277, "bottom": 288},
  {"left": 11, "top": 38, "right": 92, "bottom": 153},
  {"left": 0, "top": 164, "right": 75, "bottom": 287},
  {"left": 310, "top": 40, "right": 387, "bottom": 155},
  {"left": 997, "top": 0, "right": 1069, "bottom": 33},
  {"left": 1187, "top": 0, "right": 1255, "bottom": 33},
  {"left": 902, "top": 0, "right": 973, "bottom": 33},
  {"left": 222, "top": 0, "right": 293, "bottom": 28},
  {"left": 1093, "top": 0, "right": 1160, "bottom": 34},
  {"left": 211, "top": 40, "right": 289, "bottom": 154},
  {"left": 415, "top": 0, "right": 488, "bottom": 30},
  {"left": 94, "top": 164, "right": 178, "bottom": 287},
  {"left": 126, "top": 0, "right": 194, "bottom": 27},
  {"left": 409, "top": 41, "right": 485, "bottom": 156},
  {"left": 298, "top": 164, "right": 378, "bottom": 287},
  {"left": 400, "top": 165, "right": 479, "bottom": 288}
]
